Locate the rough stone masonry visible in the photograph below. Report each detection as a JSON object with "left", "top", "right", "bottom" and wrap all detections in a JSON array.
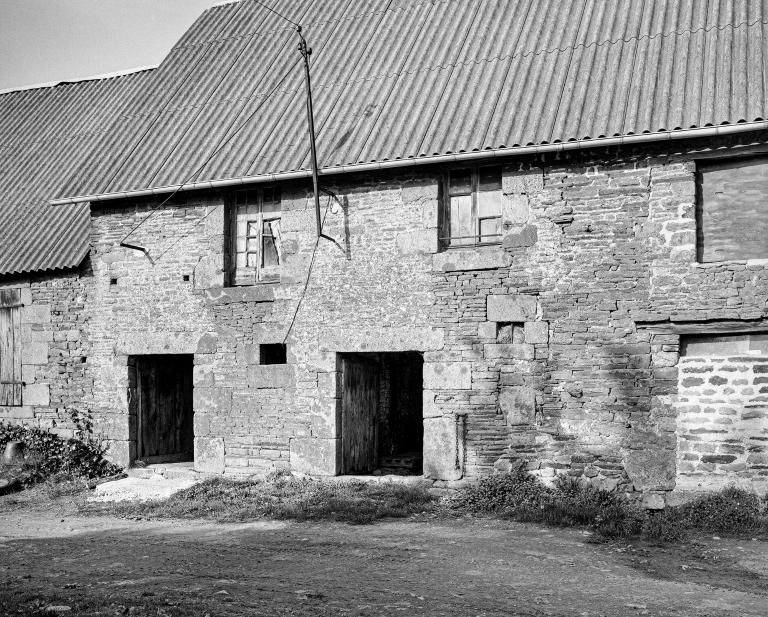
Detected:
[{"left": 2, "top": 131, "right": 767, "bottom": 506}]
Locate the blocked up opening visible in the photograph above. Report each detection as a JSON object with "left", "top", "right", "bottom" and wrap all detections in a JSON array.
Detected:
[
  {"left": 339, "top": 351, "right": 423, "bottom": 476},
  {"left": 260, "top": 343, "right": 287, "bottom": 364},
  {"left": 130, "top": 354, "right": 194, "bottom": 465}
]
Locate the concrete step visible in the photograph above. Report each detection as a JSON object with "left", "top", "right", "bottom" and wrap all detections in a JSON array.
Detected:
[{"left": 126, "top": 463, "right": 201, "bottom": 482}]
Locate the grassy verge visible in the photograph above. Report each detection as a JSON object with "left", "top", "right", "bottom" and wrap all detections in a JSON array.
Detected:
[
  {"left": 84, "top": 472, "right": 437, "bottom": 524},
  {"left": 451, "top": 470, "right": 768, "bottom": 541}
]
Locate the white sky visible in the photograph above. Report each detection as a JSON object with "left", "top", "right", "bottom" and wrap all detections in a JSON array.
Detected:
[{"left": 0, "top": 0, "right": 226, "bottom": 90}]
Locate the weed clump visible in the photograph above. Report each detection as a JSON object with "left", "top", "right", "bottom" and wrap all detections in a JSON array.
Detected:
[
  {"left": 453, "top": 470, "right": 643, "bottom": 538},
  {"left": 0, "top": 409, "right": 120, "bottom": 487}
]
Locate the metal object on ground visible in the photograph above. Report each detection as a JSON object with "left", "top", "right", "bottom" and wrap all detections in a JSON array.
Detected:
[{"left": 2, "top": 441, "right": 25, "bottom": 464}]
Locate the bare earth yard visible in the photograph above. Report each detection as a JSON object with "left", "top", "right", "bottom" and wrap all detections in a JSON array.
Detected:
[{"left": 1, "top": 499, "right": 767, "bottom": 617}]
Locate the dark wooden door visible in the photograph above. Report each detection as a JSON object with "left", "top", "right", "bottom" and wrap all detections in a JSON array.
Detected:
[
  {"left": 341, "top": 355, "right": 379, "bottom": 474},
  {"left": 136, "top": 356, "right": 193, "bottom": 463}
]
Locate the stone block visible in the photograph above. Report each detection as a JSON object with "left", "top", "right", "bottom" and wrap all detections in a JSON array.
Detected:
[
  {"left": 206, "top": 285, "right": 275, "bottom": 304},
  {"left": 423, "top": 416, "right": 462, "bottom": 481},
  {"left": 487, "top": 294, "right": 537, "bottom": 322},
  {"left": 196, "top": 333, "right": 218, "bottom": 354},
  {"left": 290, "top": 438, "right": 341, "bottom": 476},
  {"left": 317, "top": 372, "right": 340, "bottom": 398},
  {"left": 423, "top": 362, "right": 471, "bottom": 390},
  {"left": 396, "top": 229, "right": 438, "bottom": 254},
  {"left": 193, "top": 387, "right": 232, "bottom": 414},
  {"left": 193, "top": 255, "right": 224, "bottom": 290},
  {"left": 499, "top": 386, "right": 536, "bottom": 425},
  {"left": 477, "top": 322, "right": 497, "bottom": 340},
  {"left": 484, "top": 344, "right": 535, "bottom": 360},
  {"left": 23, "top": 383, "right": 49, "bottom": 406},
  {"left": 625, "top": 449, "right": 676, "bottom": 491},
  {"left": 248, "top": 365, "right": 295, "bottom": 389},
  {"left": 194, "top": 414, "right": 211, "bottom": 437},
  {"left": 642, "top": 492, "right": 666, "bottom": 510},
  {"left": 195, "top": 437, "right": 225, "bottom": 474},
  {"left": 22, "top": 342, "right": 48, "bottom": 365},
  {"left": 422, "top": 390, "right": 441, "bottom": 418},
  {"left": 21, "top": 304, "right": 50, "bottom": 325},
  {"left": 0, "top": 406, "right": 34, "bottom": 419},
  {"left": 432, "top": 248, "right": 510, "bottom": 272},
  {"left": 502, "top": 194, "right": 530, "bottom": 225},
  {"left": 503, "top": 167, "right": 544, "bottom": 193},
  {"left": 402, "top": 179, "right": 439, "bottom": 204},
  {"left": 525, "top": 321, "right": 549, "bottom": 344},
  {"left": 502, "top": 225, "right": 538, "bottom": 249}
]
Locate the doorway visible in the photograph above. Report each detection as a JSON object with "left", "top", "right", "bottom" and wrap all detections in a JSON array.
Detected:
[
  {"left": 133, "top": 355, "right": 194, "bottom": 464},
  {"left": 339, "top": 352, "right": 423, "bottom": 475}
]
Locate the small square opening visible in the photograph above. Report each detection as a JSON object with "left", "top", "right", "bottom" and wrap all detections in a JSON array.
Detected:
[
  {"left": 110, "top": 278, "right": 118, "bottom": 286},
  {"left": 260, "top": 343, "right": 287, "bottom": 365},
  {"left": 497, "top": 322, "right": 524, "bottom": 344}
]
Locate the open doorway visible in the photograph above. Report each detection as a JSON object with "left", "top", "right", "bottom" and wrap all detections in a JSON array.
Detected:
[
  {"left": 339, "top": 352, "right": 423, "bottom": 475},
  {"left": 132, "top": 355, "right": 194, "bottom": 465}
]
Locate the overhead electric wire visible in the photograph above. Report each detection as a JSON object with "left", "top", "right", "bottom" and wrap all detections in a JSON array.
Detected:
[
  {"left": 120, "top": 56, "right": 303, "bottom": 252},
  {"left": 249, "top": 0, "right": 302, "bottom": 29}
]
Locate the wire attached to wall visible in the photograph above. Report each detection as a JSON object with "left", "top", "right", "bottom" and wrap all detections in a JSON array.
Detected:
[{"left": 119, "top": 56, "right": 303, "bottom": 258}]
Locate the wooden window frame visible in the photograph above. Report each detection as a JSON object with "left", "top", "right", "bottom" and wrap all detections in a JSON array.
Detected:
[
  {"left": 0, "top": 289, "right": 23, "bottom": 407},
  {"left": 440, "top": 165, "right": 503, "bottom": 249},
  {"left": 227, "top": 187, "right": 282, "bottom": 286}
]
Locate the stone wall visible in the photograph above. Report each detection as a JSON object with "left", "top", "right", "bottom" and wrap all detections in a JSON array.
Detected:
[
  {"left": 0, "top": 266, "right": 92, "bottom": 435},
  {"left": 13, "top": 131, "right": 765, "bottom": 502}
]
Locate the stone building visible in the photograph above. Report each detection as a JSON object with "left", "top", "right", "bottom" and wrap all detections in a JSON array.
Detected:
[{"left": 4, "top": 0, "right": 768, "bottom": 505}]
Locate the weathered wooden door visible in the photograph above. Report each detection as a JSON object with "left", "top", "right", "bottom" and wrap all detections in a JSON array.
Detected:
[
  {"left": 0, "top": 289, "right": 22, "bottom": 406},
  {"left": 136, "top": 355, "right": 193, "bottom": 463},
  {"left": 341, "top": 355, "right": 379, "bottom": 474}
]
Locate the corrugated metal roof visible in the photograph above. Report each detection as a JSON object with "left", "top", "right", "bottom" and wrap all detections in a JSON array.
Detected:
[
  {"left": 0, "top": 70, "right": 153, "bottom": 275},
  {"left": 52, "top": 0, "right": 768, "bottom": 201}
]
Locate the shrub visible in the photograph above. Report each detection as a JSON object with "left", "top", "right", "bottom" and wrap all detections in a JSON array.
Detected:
[
  {"left": 0, "top": 408, "right": 121, "bottom": 485},
  {"left": 452, "top": 468, "right": 550, "bottom": 514},
  {"left": 677, "top": 486, "right": 763, "bottom": 534}
]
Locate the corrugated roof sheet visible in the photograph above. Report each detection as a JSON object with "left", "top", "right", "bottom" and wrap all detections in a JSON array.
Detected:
[
  {"left": 56, "top": 0, "right": 768, "bottom": 202},
  {"left": 0, "top": 70, "right": 153, "bottom": 275}
]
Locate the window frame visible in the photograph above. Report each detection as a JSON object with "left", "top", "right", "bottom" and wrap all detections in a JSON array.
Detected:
[
  {"left": 227, "top": 187, "right": 282, "bottom": 286},
  {"left": 440, "top": 165, "right": 503, "bottom": 249}
]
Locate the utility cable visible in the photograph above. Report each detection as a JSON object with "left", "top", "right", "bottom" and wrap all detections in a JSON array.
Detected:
[
  {"left": 119, "top": 57, "right": 302, "bottom": 253},
  {"left": 249, "top": 0, "right": 302, "bottom": 29}
]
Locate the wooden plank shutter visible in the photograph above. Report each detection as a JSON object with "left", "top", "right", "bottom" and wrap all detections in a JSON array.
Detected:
[{"left": 0, "top": 289, "right": 22, "bottom": 406}]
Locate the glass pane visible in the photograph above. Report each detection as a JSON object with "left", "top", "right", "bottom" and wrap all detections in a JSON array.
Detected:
[
  {"left": 262, "top": 187, "right": 280, "bottom": 205},
  {"left": 262, "top": 235, "right": 279, "bottom": 267},
  {"left": 479, "top": 217, "right": 501, "bottom": 241},
  {"left": 450, "top": 195, "right": 473, "bottom": 245},
  {"left": 247, "top": 221, "right": 260, "bottom": 238},
  {"left": 479, "top": 166, "right": 502, "bottom": 192},
  {"left": 449, "top": 170, "right": 472, "bottom": 195},
  {"left": 478, "top": 190, "right": 502, "bottom": 218},
  {"left": 246, "top": 251, "right": 259, "bottom": 268}
]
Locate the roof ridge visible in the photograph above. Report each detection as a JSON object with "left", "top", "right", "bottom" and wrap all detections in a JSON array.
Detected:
[{"left": 0, "top": 66, "right": 157, "bottom": 97}]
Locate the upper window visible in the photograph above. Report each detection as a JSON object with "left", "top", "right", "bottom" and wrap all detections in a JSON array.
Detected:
[
  {"left": 697, "top": 156, "right": 768, "bottom": 263},
  {"left": 442, "top": 166, "right": 502, "bottom": 247},
  {"left": 0, "top": 289, "right": 22, "bottom": 406},
  {"left": 228, "top": 187, "right": 282, "bottom": 285}
]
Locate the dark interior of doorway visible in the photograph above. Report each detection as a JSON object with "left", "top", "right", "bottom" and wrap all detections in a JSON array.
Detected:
[
  {"left": 131, "top": 354, "right": 194, "bottom": 465},
  {"left": 340, "top": 351, "right": 423, "bottom": 476}
]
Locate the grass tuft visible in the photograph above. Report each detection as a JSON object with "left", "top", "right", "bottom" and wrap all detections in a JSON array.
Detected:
[{"left": 85, "top": 472, "right": 436, "bottom": 524}]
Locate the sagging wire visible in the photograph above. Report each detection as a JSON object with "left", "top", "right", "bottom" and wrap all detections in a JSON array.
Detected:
[{"left": 119, "top": 56, "right": 303, "bottom": 260}]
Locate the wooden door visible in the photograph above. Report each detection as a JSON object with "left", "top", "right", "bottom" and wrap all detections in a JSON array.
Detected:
[
  {"left": 341, "top": 355, "right": 379, "bottom": 474},
  {"left": 0, "top": 289, "right": 22, "bottom": 406},
  {"left": 136, "top": 356, "right": 193, "bottom": 463}
]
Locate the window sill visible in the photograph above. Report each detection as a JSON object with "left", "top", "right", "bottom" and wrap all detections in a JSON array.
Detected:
[
  {"left": 694, "top": 258, "right": 768, "bottom": 269},
  {"left": 432, "top": 244, "right": 510, "bottom": 272},
  {"left": 205, "top": 284, "right": 277, "bottom": 305}
]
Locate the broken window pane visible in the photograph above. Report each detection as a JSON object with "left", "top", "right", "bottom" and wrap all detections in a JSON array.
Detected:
[
  {"left": 479, "top": 217, "right": 501, "bottom": 241},
  {"left": 262, "top": 219, "right": 281, "bottom": 267},
  {"left": 479, "top": 166, "right": 502, "bottom": 192},
  {"left": 449, "top": 170, "right": 472, "bottom": 195}
]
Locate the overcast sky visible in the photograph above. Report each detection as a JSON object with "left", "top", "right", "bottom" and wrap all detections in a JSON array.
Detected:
[{"left": 0, "top": 0, "right": 225, "bottom": 90}]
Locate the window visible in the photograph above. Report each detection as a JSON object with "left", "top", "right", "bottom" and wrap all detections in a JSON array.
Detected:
[
  {"left": 442, "top": 166, "right": 502, "bottom": 247},
  {"left": 228, "top": 187, "right": 282, "bottom": 285},
  {"left": 0, "top": 289, "right": 22, "bottom": 406},
  {"left": 697, "top": 156, "right": 768, "bottom": 262}
]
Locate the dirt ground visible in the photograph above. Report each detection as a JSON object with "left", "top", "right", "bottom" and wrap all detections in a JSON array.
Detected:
[{"left": 1, "top": 498, "right": 767, "bottom": 617}]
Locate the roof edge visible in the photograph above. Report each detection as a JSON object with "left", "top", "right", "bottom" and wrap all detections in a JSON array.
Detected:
[
  {"left": 0, "top": 65, "right": 157, "bottom": 96},
  {"left": 51, "top": 121, "right": 768, "bottom": 206}
]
